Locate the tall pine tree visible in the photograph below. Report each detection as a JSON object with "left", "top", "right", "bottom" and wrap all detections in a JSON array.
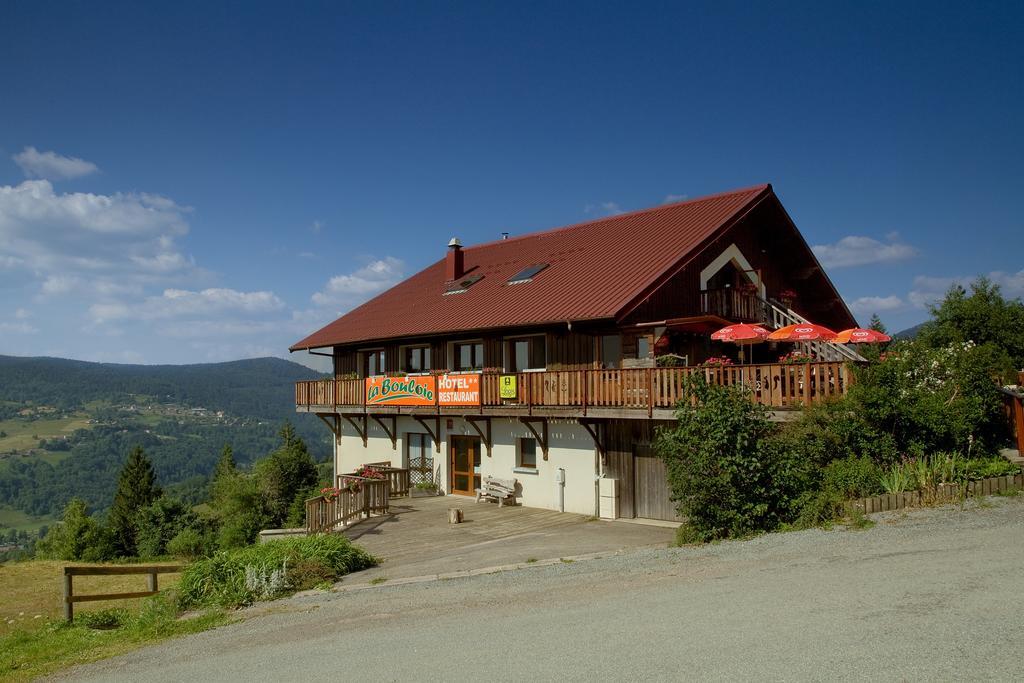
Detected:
[
  {"left": 209, "top": 443, "right": 239, "bottom": 505},
  {"left": 108, "top": 445, "right": 162, "bottom": 556},
  {"left": 868, "top": 313, "right": 887, "bottom": 334}
]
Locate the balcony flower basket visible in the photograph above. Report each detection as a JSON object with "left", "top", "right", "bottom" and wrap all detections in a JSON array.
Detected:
[
  {"left": 701, "top": 356, "right": 734, "bottom": 368},
  {"left": 779, "top": 350, "right": 814, "bottom": 365},
  {"left": 320, "top": 486, "right": 342, "bottom": 502},
  {"left": 777, "top": 289, "right": 798, "bottom": 307},
  {"left": 738, "top": 282, "right": 758, "bottom": 295}
]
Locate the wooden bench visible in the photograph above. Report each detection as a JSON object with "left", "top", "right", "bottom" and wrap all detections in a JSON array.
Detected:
[{"left": 476, "top": 476, "right": 517, "bottom": 507}]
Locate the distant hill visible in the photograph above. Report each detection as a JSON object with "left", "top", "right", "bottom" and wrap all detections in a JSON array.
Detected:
[
  {"left": 0, "top": 355, "right": 330, "bottom": 524},
  {"left": 0, "top": 355, "right": 324, "bottom": 421},
  {"left": 895, "top": 323, "right": 925, "bottom": 340}
]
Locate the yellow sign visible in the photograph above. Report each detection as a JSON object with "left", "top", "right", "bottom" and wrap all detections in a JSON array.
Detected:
[{"left": 499, "top": 375, "right": 517, "bottom": 399}]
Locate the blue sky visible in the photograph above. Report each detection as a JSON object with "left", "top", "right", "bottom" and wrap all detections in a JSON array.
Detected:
[{"left": 1, "top": 1, "right": 1021, "bottom": 368}]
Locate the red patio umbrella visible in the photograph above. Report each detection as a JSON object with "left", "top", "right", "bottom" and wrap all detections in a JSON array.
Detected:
[
  {"left": 710, "top": 323, "right": 770, "bottom": 366},
  {"left": 710, "top": 323, "right": 771, "bottom": 344},
  {"left": 834, "top": 328, "right": 891, "bottom": 344},
  {"left": 767, "top": 323, "right": 838, "bottom": 342}
]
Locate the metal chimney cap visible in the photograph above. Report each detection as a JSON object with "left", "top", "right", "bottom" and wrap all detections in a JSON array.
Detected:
[{"left": 448, "top": 237, "right": 462, "bottom": 249}]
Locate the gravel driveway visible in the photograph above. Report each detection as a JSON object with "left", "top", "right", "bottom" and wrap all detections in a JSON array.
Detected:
[{"left": 59, "top": 496, "right": 1024, "bottom": 681}]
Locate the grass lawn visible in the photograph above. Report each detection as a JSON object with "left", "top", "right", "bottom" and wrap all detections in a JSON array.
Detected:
[
  {"left": 0, "top": 560, "right": 228, "bottom": 681},
  {"left": 0, "top": 414, "right": 90, "bottom": 452},
  {"left": 0, "top": 507, "right": 57, "bottom": 535}
]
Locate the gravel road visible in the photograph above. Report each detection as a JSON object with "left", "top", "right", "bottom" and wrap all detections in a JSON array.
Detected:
[{"left": 59, "top": 497, "right": 1024, "bottom": 681}]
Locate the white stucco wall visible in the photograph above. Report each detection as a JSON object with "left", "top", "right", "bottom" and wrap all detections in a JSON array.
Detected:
[{"left": 333, "top": 415, "right": 600, "bottom": 516}]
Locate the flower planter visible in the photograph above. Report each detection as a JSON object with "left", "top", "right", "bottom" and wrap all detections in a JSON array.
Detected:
[{"left": 412, "top": 487, "right": 440, "bottom": 498}]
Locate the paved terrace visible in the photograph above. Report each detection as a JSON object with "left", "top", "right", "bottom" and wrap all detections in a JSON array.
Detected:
[{"left": 337, "top": 495, "right": 675, "bottom": 584}]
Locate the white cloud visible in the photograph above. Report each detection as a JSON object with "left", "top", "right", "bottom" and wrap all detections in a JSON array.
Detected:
[
  {"left": 311, "top": 257, "right": 404, "bottom": 309},
  {"left": 90, "top": 287, "right": 285, "bottom": 323},
  {"left": 663, "top": 193, "right": 688, "bottom": 204},
  {"left": 584, "top": 202, "right": 624, "bottom": 216},
  {"left": 0, "top": 180, "right": 193, "bottom": 288},
  {"left": 311, "top": 220, "right": 324, "bottom": 234},
  {"left": 812, "top": 235, "right": 917, "bottom": 268},
  {"left": 0, "top": 321, "right": 38, "bottom": 334},
  {"left": 13, "top": 146, "right": 99, "bottom": 180},
  {"left": 849, "top": 295, "right": 904, "bottom": 315},
  {"left": 14, "top": 308, "right": 30, "bottom": 319},
  {"left": 908, "top": 269, "right": 1024, "bottom": 308},
  {"left": 990, "top": 269, "right": 1024, "bottom": 297}
]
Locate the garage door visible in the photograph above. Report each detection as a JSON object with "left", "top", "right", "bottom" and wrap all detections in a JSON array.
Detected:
[{"left": 633, "top": 448, "right": 683, "bottom": 522}]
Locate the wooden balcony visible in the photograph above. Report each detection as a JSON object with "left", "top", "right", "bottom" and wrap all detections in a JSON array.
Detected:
[
  {"left": 700, "top": 287, "right": 767, "bottom": 323},
  {"left": 295, "top": 362, "right": 853, "bottom": 420}
]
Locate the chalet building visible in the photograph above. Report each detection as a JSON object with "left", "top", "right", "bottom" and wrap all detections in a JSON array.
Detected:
[{"left": 291, "top": 184, "right": 858, "bottom": 522}]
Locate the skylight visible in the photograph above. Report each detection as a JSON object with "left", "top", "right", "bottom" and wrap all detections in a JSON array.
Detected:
[
  {"left": 507, "top": 263, "right": 549, "bottom": 284},
  {"left": 444, "top": 274, "right": 484, "bottom": 295}
]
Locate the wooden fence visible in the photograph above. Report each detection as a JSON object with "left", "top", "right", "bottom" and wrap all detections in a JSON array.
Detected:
[
  {"left": 305, "top": 476, "right": 392, "bottom": 534},
  {"left": 363, "top": 463, "right": 411, "bottom": 497},
  {"left": 848, "top": 473, "right": 1024, "bottom": 515},
  {"left": 1000, "top": 387, "right": 1024, "bottom": 454},
  {"left": 62, "top": 565, "right": 183, "bottom": 622},
  {"left": 296, "top": 362, "right": 852, "bottom": 414}
]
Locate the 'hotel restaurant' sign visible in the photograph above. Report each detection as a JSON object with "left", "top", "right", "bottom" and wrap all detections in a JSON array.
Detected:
[{"left": 365, "top": 374, "right": 480, "bottom": 407}]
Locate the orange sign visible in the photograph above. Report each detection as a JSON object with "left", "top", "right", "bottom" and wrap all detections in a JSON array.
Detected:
[
  {"left": 437, "top": 374, "right": 480, "bottom": 406},
  {"left": 364, "top": 374, "right": 481, "bottom": 407}
]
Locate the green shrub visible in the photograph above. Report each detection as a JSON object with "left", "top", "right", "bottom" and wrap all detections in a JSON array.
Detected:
[
  {"left": 820, "top": 456, "right": 882, "bottom": 499},
  {"left": 135, "top": 497, "right": 200, "bottom": 559},
  {"left": 166, "top": 527, "right": 215, "bottom": 560},
  {"left": 655, "top": 375, "right": 814, "bottom": 542},
  {"left": 177, "top": 534, "right": 377, "bottom": 608},
  {"left": 78, "top": 608, "right": 130, "bottom": 630},
  {"left": 35, "top": 499, "right": 116, "bottom": 561},
  {"left": 963, "top": 457, "right": 1020, "bottom": 481}
]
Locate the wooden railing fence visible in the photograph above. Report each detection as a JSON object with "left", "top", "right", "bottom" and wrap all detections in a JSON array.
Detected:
[
  {"left": 62, "top": 565, "right": 183, "bottom": 622},
  {"left": 296, "top": 362, "right": 853, "bottom": 414}
]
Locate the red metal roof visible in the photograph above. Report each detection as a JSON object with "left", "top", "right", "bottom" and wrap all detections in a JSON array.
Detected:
[{"left": 291, "top": 184, "right": 772, "bottom": 350}]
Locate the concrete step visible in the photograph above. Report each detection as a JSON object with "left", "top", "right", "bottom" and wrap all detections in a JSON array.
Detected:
[{"left": 999, "top": 448, "right": 1023, "bottom": 465}]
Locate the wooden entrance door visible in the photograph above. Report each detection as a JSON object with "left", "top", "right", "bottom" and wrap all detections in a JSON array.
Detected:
[
  {"left": 634, "top": 446, "right": 683, "bottom": 522},
  {"left": 450, "top": 436, "right": 481, "bottom": 496}
]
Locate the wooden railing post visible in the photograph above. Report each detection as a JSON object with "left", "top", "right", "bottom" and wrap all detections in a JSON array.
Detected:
[
  {"left": 63, "top": 568, "right": 73, "bottom": 622},
  {"left": 148, "top": 571, "right": 158, "bottom": 593}
]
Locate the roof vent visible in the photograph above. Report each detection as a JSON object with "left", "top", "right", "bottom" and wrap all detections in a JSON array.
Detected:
[{"left": 507, "top": 263, "right": 549, "bottom": 285}]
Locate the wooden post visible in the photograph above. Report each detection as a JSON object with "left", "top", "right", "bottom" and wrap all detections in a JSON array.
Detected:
[
  {"left": 63, "top": 569, "right": 73, "bottom": 622},
  {"left": 147, "top": 571, "right": 158, "bottom": 593},
  {"left": 448, "top": 508, "right": 464, "bottom": 524}
]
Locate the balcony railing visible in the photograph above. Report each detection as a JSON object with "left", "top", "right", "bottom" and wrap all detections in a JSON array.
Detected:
[
  {"left": 296, "top": 362, "right": 852, "bottom": 414},
  {"left": 700, "top": 287, "right": 768, "bottom": 322}
]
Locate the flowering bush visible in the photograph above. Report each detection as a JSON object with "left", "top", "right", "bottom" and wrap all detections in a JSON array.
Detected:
[
  {"left": 778, "top": 350, "right": 814, "bottom": 364},
  {"left": 701, "top": 356, "right": 734, "bottom": 367}
]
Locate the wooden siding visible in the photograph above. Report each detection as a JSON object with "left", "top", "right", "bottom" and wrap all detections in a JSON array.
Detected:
[
  {"left": 633, "top": 445, "right": 683, "bottom": 522},
  {"left": 620, "top": 199, "right": 855, "bottom": 330},
  {"left": 546, "top": 331, "right": 597, "bottom": 370}
]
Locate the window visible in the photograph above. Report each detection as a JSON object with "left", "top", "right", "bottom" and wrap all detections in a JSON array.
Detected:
[
  {"left": 601, "top": 334, "right": 621, "bottom": 369},
  {"left": 406, "top": 433, "right": 434, "bottom": 485},
  {"left": 454, "top": 342, "right": 484, "bottom": 371},
  {"left": 405, "top": 346, "right": 431, "bottom": 373},
  {"left": 508, "top": 336, "right": 546, "bottom": 371},
  {"left": 518, "top": 437, "right": 537, "bottom": 469},
  {"left": 507, "top": 263, "right": 549, "bottom": 284},
  {"left": 364, "top": 349, "right": 385, "bottom": 377},
  {"left": 444, "top": 274, "right": 484, "bottom": 295},
  {"left": 636, "top": 337, "right": 650, "bottom": 360}
]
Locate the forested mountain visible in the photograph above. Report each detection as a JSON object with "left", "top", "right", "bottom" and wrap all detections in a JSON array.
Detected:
[
  {"left": 0, "top": 355, "right": 322, "bottom": 420},
  {"left": 0, "top": 355, "right": 330, "bottom": 523}
]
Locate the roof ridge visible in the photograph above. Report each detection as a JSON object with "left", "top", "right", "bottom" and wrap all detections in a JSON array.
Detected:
[{"left": 464, "top": 183, "right": 771, "bottom": 251}]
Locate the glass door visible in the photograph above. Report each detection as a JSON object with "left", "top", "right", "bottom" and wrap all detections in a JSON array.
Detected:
[{"left": 450, "top": 436, "right": 481, "bottom": 495}]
